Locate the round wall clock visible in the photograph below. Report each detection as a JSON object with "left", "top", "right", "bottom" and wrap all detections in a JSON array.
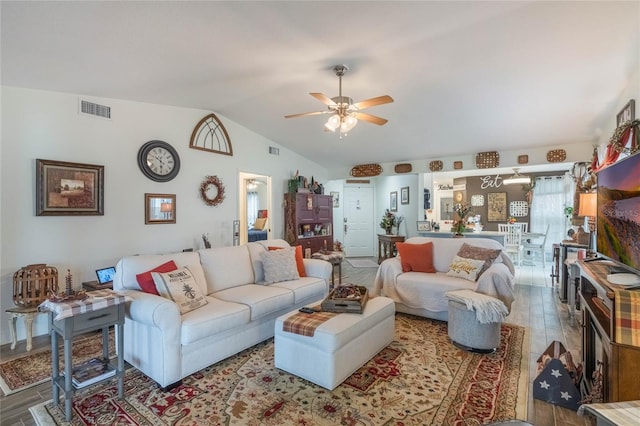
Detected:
[{"left": 137, "top": 140, "right": 180, "bottom": 182}]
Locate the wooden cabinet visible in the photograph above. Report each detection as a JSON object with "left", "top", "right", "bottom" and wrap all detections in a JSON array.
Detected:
[
  {"left": 284, "top": 193, "right": 333, "bottom": 255},
  {"left": 578, "top": 261, "right": 640, "bottom": 402}
]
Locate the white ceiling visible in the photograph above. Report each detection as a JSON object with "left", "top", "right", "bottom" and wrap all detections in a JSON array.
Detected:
[{"left": 2, "top": 1, "right": 639, "bottom": 173}]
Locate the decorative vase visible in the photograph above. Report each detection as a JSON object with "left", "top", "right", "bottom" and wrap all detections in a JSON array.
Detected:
[{"left": 385, "top": 227, "right": 392, "bottom": 235}]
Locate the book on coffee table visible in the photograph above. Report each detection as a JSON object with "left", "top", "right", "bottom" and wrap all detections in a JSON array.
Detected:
[{"left": 69, "top": 357, "right": 116, "bottom": 388}]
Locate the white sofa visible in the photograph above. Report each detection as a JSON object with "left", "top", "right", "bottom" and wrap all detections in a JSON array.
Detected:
[
  {"left": 371, "top": 237, "right": 515, "bottom": 321},
  {"left": 112, "top": 239, "right": 331, "bottom": 388}
]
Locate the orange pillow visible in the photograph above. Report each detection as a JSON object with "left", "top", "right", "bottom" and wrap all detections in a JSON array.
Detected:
[
  {"left": 396, "top": 242, "right": 436, "bottom": 273},
  {"left": 267, "top": 245, "right": 307, "bottom": 277},
  {"left": 135, "top": 260, "right": 178, "bottom": 295}
]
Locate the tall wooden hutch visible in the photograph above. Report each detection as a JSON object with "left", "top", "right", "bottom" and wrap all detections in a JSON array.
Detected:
[{"left": 284, "top": 193, "right": 333, "bottom": 256}]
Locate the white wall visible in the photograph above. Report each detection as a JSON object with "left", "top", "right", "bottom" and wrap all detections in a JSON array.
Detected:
[
  {"left": 0, "top": 87, "right": 327, "bottom": 345},
  {"left": 374, "top": 174, "right": 419, "bottom": 238}
]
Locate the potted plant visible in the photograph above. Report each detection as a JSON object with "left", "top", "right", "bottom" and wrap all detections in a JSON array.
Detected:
[
  {"left": 379, "top": 209, "right": 396, "bottom": 235},
  {"left": 451, "top": 204, "right": 472, "bottom": 236}
]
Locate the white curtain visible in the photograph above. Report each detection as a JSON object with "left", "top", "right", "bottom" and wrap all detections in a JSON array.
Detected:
[
  {"left": 247, "top": 191, "right": 259, "bottom": 227},
  {"left": 529, "top": 174, "right": 575, "bottom": 259}
]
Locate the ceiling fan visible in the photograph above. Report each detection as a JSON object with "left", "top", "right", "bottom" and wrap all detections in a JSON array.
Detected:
[{"left": 285, "top": 65, "right": 394, "bottom": 138}]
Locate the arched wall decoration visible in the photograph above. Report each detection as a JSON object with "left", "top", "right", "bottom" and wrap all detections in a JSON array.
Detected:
[
  {"left": 199, "top": 175, "right": 226, "bottom": 207},
  {"left": 189, "top": 113, "right": 233, "bottom": 156},
  {"left": 591, "top": 118, "right": 639, "bottom": 173}
]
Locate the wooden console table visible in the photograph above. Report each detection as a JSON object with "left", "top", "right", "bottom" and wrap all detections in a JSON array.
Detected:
[{"left": 377, "top": 234, "right": 405, "bottom": 264}]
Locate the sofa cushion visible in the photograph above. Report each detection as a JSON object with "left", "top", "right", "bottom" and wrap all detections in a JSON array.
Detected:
[
  {"left": 213, "top": 284, "right": 294, "bottom": 320},
  {"left": 135, "top": 260, "right": 178, "bottom": 295},
  {"left": 199, "top": 245, "right": 255, "bottom": 293},
  {"left": 180, "top": 297, "right": 251, "bottom": 345},
  {"left": 269, "top": 245, "right": 307, "bottom": 277},
  {"left": 152, "top": 266, "right": 209, "bottom": 314},
  {"left": 114, "top": 252, "right": 207, "bottom": 295},
  {"left": 270, "top": 276, "right": 327, "bottom": 303},
  {"left": 446, "top": 255, "right": 487, "bottom": 282},
  {"left": 396, "top": 241, "right": 436, "bottom": 273},
  {"left": 261, "top": 247, "right": 300, "bottom": 283},
  {"left": 457, "top": 243, "right": 502, "bottom": 278}
]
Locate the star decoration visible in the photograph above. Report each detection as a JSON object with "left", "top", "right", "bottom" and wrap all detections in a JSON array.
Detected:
[
  {"left": 561, "top": 391, "right": 572, "bottom": 400},
  {"left": 539, "top": 380, "right": 550, "bottom": 390},
  {"left": 551, "top": 369, "right": 562, "bottom": 378}
]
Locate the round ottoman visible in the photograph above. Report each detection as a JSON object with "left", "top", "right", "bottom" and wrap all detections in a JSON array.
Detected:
[{"left": 447, "top": 299, "right": 501, "bottom": 353}]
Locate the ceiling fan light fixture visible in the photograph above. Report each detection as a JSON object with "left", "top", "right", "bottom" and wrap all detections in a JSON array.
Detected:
[
  {"left": 324, "top": 114, "right": 340, "bottom": 132},
  {"left": 341, "top": 115, "right": 358, "bottom": 133},
  {"left": 503, "top": 168, "right": 531, "bottom": 185}
]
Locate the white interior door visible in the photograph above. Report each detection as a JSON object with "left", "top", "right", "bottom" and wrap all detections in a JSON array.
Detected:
[{"left": 344, "top": 187, "right": 374, "bottom": 257}]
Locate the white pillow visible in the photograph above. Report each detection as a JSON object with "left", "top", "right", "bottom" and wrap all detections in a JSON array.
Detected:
[
  {"left": 261, "top": 247, "right": 299, "bottom": 284},
  {"left": 446, "top": 255, "right": 487, "bottom": 282},
  {"left": 152, "top": 266, "right": 208, "bottom": 314}
]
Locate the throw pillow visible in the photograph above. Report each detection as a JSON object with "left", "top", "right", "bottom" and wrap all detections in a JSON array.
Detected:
[
  {"left": 446, "top": 255, "right": 487, "bottom": 282},
  {"left": 253, "top": 217, "right": 267, "bottom": 230},
  {"left": 457, "top": 243, "right": 502, "bottom": 277},
  {"left": 268, "top": 245, "right": 306, "bottom": 277},
  {"left": 395, "top": 241, "right": 436, "bottom": 273},
  {"left": 262, "top": 247, "right": 300, "bottom": 284},
  {"left": 151, "top": 266, "right": 208, "bottom": 314},
  {"left": 135, "top": 260, "right": 178, "bottom": 295}
]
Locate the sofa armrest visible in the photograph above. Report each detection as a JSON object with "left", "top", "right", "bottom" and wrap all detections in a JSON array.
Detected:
[
  {"left": 475, "top": 262, "right": 516, "bottom": 312},
  {"left": 121, "top": 289, "right": 181, "bottom": 329},
  {"left": 372, "top": 257, "right": 402, "bottom": 297},
  {"left": 303, "top": 258, "right": 332, "bottom": 281}
]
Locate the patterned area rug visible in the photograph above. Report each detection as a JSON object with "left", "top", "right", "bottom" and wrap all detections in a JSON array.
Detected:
[
  {"left": 0, "top": 330, "right": 115, "bottom": 395},
  {"left": 346, "top": 258, "right": 380, "bottom": 268},
  {"left": 30, "top": 314, "right": 529, "bottom": 425}
]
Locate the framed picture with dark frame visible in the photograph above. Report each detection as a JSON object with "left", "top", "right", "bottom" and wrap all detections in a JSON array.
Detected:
[
  {"left": 401, "top": 186, "right": 410, "bottom": 204},
  {"left": 36, "top": 159, "right": 104, "bottom": 216},
  {"left": 390, "top": 191, "right": 398, "bottom": 212},
  {"left": 616, "top": 99, "right": 635, "bottom": 127},
  {"left": 145, "top": 193, "right": 176, "bottom": 224},
  {"left": 417, "top": 221, "right": 431, "bottom": 232}
]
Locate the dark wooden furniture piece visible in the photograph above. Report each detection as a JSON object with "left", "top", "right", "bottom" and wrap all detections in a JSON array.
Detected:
[
  {"left": 577, "top": 260, "right": 640, "bottom": 403},
  {"left": 377, "top": 234, "right": 405, "bottom": 264},
  {"left": 82, "top": 280, "right": 113, "bottom": 291},
  {"left": 284, "top": 193, "right": 333, "bottom": 256}
]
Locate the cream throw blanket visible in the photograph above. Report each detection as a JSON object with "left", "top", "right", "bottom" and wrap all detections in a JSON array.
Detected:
[{"left": 446, "top": 289, "right": 508, "bottom": 323}]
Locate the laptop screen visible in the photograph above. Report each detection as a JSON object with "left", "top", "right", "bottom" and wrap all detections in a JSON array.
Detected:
[{"left": 96, "top": 267, "right": 116, "bottom": 285}]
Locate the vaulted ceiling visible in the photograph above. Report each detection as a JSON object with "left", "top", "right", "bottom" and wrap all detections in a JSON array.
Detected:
[{"left": 2, "top": 1, "right": 638, "bottom": 174}]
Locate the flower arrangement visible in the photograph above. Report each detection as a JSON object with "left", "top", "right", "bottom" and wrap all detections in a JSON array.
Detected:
[
  {"left": 451, "top": 204, "right": 472, "bottom": 235},
  {"left": 380, "top": 209, "right": 396, "bottom": 234},
  {"left": 508, "top": 216, "right": 517, "bottom": 224}
]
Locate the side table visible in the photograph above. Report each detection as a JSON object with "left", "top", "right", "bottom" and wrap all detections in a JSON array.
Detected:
[
  {"left": 377, "top": 234, "right": 405, "bottom": 264},
  {"left": 39, "top": 289, "right": 126, "bottom": 422},
  {"left": 311, "top": 251, "right": 344, "bottom": 288},
  {"left": 5, "top": 306, "right": 44, "bottom": 351}
]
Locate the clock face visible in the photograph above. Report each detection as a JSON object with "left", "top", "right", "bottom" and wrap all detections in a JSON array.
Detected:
[{"left": 137, "top": 140, "right": 180, "bottom": 182}]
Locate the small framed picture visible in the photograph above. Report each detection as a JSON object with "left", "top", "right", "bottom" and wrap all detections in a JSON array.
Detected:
[
  {"left": 390, "top": 191, "right": 398, "bottom": 212},
  {"left": 417, "top": 221, "right": 431, "bottom": 232},
  {"left": 401, "top": 186, "right": 410, "bottom": 205},
  {"left": 330, "top": 191, "right": 340, "bottom": 208},
  {"left": 616, "top": 99, "right": 635, "bottom": 127},
  {"left": 145, "top": 193, "right": 176, "bottom": 224},
  {"left": 36, "top": 159, "right": 104, "bottom": 216}
]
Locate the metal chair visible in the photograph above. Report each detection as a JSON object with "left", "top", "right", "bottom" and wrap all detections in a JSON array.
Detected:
[
  {"left": 523, "top": 224, "right": 550, "bottom": 268},
  {"left": 502, "top": 224, "right": 524, "bottom": 266}
]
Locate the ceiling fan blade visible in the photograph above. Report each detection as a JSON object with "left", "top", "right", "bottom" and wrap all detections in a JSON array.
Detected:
[
  {"left": 310, "top": 93, "right": 337, "bottom": 106},
  {"left": 354, "top": 112, "right": 388, "bottom": 126},
  {"left": 284, "top": 111, "right": 328, "bottom": 119},
  {"left": 353, "top": 95, "right": 394, "bottom": 110}
]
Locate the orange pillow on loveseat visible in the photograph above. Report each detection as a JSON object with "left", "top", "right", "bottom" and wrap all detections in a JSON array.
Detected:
[{"left": 396, "top": 241, "right": 436, "bottom": 273}]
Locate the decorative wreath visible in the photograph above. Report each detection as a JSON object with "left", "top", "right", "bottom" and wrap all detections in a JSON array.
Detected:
[{"left": 199, "top": 175, "right": 225, "bottom": 206}]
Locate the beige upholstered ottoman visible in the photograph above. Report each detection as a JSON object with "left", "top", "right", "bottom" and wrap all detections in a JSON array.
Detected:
[{"left": 274, "top": 296, "right": 395, "bottom": 390}]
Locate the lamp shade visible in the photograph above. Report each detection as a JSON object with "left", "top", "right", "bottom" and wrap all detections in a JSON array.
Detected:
[
  {"left": 578, "top": 192, "right": 597, "bottom": 217},
  {"left": 160, "top": 202, "right": 173, "bottom": 213}
]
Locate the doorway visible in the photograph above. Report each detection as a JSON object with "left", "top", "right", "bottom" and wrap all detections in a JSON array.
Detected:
[
  {"left": 343, "top": 186, "right": 375, "bottom": 257},
  {"left": 238, "top": 172, "right": 271, "bottom": 245}
]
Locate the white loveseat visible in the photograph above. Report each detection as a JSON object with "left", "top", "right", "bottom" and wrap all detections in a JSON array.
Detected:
[
  {"left": 371, "top": 237, "right": 515, "bottom": 321},
  {"left": 112, "top": 239, "right": 331, "bottom": 388}
]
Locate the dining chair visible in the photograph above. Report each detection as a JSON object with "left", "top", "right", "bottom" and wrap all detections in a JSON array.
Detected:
[
  {"left": 523, "top": 224, "right": 550, "bottom": 268},
  {"left": 502, "top": 224, "right": 523, "bottom": 266}
]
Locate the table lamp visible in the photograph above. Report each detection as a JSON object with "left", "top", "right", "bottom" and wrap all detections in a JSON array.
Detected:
[
  {"left": 160, "top": 202, "right": 173, "bottom": 219},
  {"left": 578, "top": 192, "right": 597, "bottom": 257}
]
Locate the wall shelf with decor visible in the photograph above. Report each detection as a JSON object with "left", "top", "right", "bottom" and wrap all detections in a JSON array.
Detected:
[{"left": 284, "top": 193, "right": 333, "bottom": 256}]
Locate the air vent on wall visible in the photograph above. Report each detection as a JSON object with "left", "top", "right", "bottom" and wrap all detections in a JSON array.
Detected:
[
  {"left": 269, "top": 146, "right": 280, "bottom": 155},
  {"left": 79, "top": 99, "right": 111, "bottom": 119}
]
